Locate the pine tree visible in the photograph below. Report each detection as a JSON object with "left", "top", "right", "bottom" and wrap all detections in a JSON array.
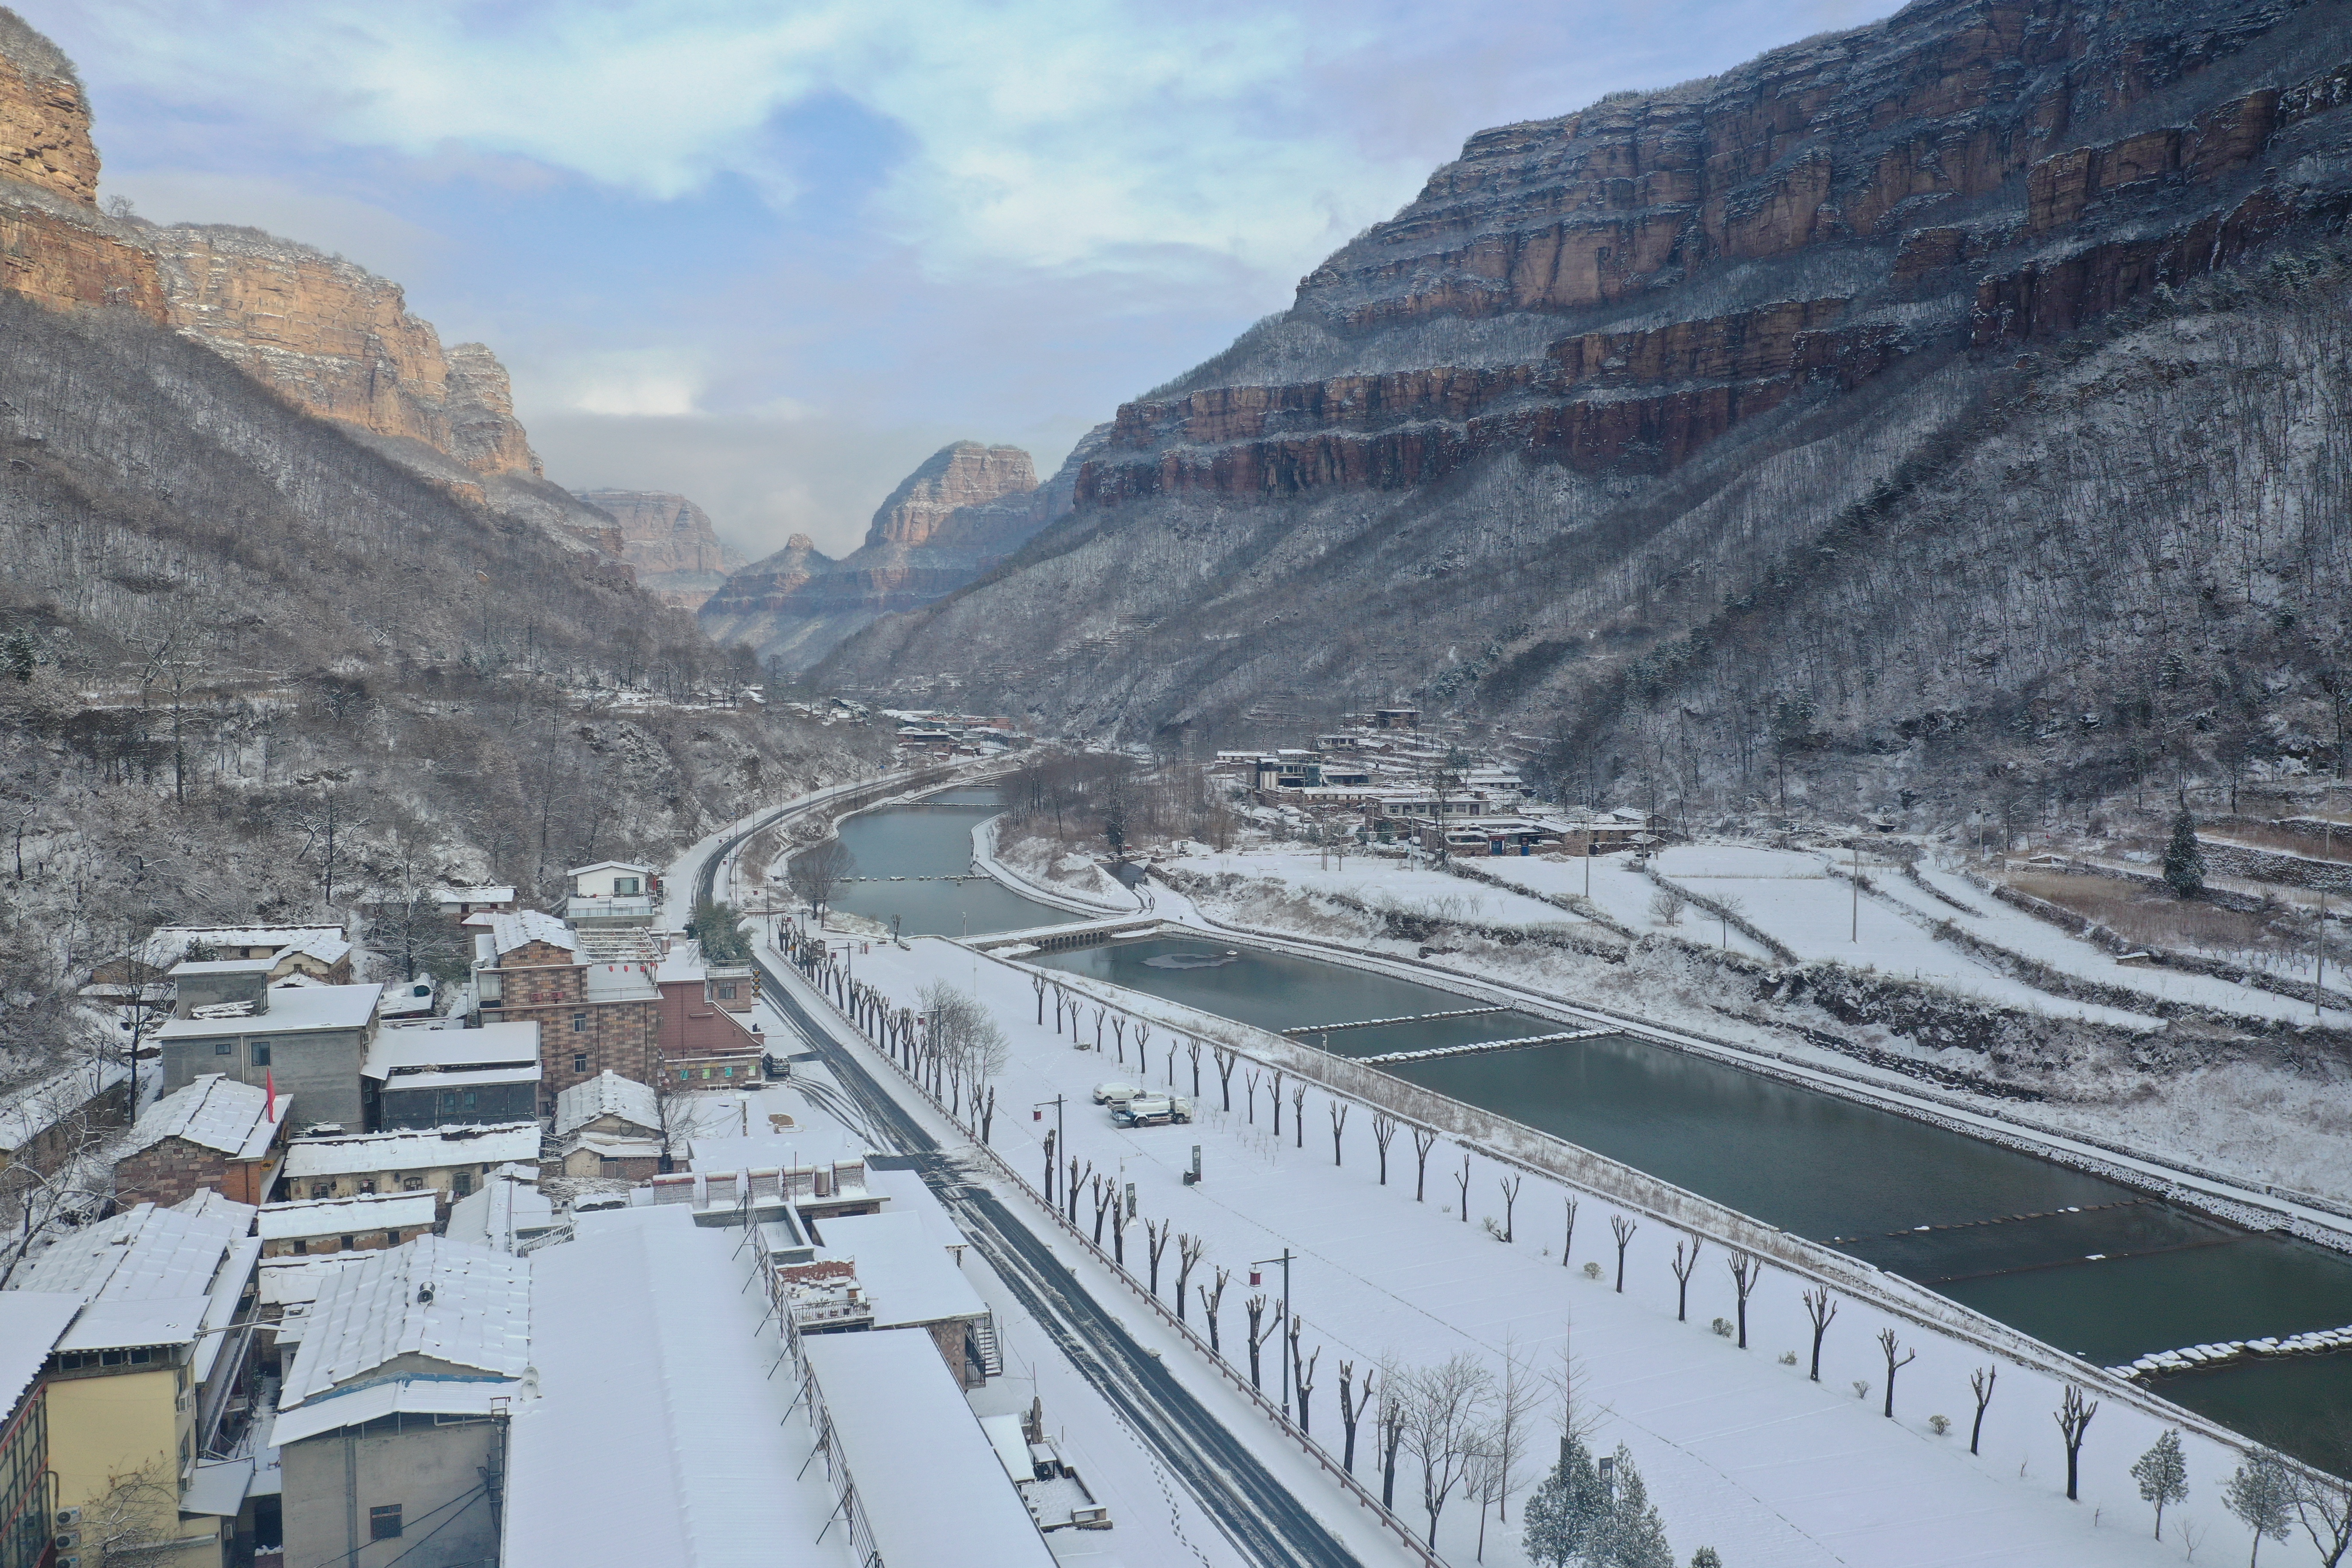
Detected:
[
  {"left": 2224, "top": 1453, "right": 2294, "bottom": 1567},
  {"left": 2164, "top": 808, "right": 2206, "bottom": 898},
  {"left": 1522, "top": 1433, "right": 1602, "bottom": 1567},
  {"left": 1689, "top": 1551, "right": 1723, "bottom": 1568},
  {"left": 1591, "top": 1446, "right": 1675, "bottom": 1568},
  {"left": 2131, "top": 1429, "right": 2188, "bottom": 1540}
]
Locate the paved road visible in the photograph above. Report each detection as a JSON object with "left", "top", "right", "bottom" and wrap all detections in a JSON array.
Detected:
[{"left": 700, "top": 802, "right": 1367, "bottom": 1568}]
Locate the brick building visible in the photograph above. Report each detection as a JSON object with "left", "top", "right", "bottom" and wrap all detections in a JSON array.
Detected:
[
  {"left": 474, "top": 913, "right": 662, "bottom": 1110},
  {"left": 0, "top": 1058, "right": 133, "bottom": 1201},
  {"left": 111, "top": 1074, "right": 292, "bottom": 1209},
  {"left": 256, "top": 1191, "right": 438, "bottom": 1258}
]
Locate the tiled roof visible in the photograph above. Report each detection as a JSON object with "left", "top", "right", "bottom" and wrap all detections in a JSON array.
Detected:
[
  {"left": 257, "top": 1191, "right": 438, "bottom": 1241},
  {"left": 488, "top": 910, "right": 576, "bottom": 957},
  {"left": 552, "top": 1071, "right": 657, "bottom": 1138},
  {"left": 282, "top": 1124, "right": 541, "bottom": 1179},
  {"left": 280, "top": 1235, "right": 530, "bottom": 1407},
  {"left": 0, "top": 1057, "right": 131, "bottom": 1154},
  {"left": 118, "top": 1074, "right": 283, "bottom": 1161},
  {"left": 8, "top": 1189, "right": 257, "bottom": 1304}
]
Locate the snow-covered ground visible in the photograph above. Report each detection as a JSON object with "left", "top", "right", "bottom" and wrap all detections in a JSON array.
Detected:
[
  {"left": 810, "top": 935, "right": 2282, "bottom": 1568},
  {"left": 1168, "top": 848, "right": 1606, "bottom": 936}
]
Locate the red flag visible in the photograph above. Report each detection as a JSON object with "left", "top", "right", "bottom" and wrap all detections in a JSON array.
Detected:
[{"left": 265, "top": 1068, "right": 277, "bottom": 1123}]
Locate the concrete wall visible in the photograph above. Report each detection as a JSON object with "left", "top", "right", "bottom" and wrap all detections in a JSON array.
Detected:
[
  {"left": 282, "top": 1416, "right": 503, "bottom": 1568},
  {"left": 161, "top": 1028, "right": 369, "bottom": 1128}
]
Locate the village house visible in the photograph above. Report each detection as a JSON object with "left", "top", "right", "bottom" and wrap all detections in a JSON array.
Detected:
[
  {"left": 652, "top": 939, "right": 766, "bottom": 1083},
  {"left": 112, "top": 1074, "right": 294, "bottom": 1210},
  {"left": 1414, "top": 817, "right": 1561, "bottom": 857},
  {"left": 0, "top": 1292, "right": 81, "bottom": 1568},
  {"left": 7, "top": 1191, "right": 264, "bottom": 1564},
  {"left": 782, "top": 1206, "right": 998, "bottom": 1389},
  {"left": 362, "top": 1021, "right": 542, "bottom": 1130},
  {"left": 432, "top": 886, "right": 516, "bottom": 917},
  {"left": 562, "top": 860, "right": 657, "bottom": 927},
  {"left": 256, "top": 1191, "right": 438, "bottom": 1259},
  {"left": 88, "top": 925, "right": 355, "bottom": 997},
  {"left": 154, "top": 960, "right": 383, "bottom": 1131},
  {"left": 473, "top": 913, "right": 662, "bottom": 1108},
  {"left": 278, "top": 1124, "right": 542, "bottom": 1204},
  {"left": 550, "top": 1071, "right": 667, "bottom": 1180},
  {"left": 274, "top": 1237, "right": 528, "bottom": 1568},
  {"left": 0, "top": 1057, "right": 134, "bottom": 1200},
  {"left": 442, "top": 1164, "right": 560, "bottom": 1254}
]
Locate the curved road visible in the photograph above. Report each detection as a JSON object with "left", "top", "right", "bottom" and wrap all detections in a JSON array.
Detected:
[{"left": 695, "top": 794, "right": 1367, "bottom": 1568}]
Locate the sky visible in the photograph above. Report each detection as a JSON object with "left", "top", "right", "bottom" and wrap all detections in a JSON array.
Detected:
[{"left": 29, "top": 0, "right": 1893, "bottom": 561}]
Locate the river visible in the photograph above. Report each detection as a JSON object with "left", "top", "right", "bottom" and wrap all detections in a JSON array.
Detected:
[{"left": 808, "top": 788, "right": 2352, "bottom": 1471}]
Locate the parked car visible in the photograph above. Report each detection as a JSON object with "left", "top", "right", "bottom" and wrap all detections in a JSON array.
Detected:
[
  {"left": 1091, "top": 1080, "right": 1145, "bottom": 1105},
  {"left": 1111, "top": 1094, "right": 1192, "bottom": 1128}
]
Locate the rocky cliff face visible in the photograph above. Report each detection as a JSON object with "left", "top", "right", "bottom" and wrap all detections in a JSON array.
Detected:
[
  {"left": 0, "top": 9, "right": 637, "bottom": 569},
  {"left": 820, "top": 0, "right": 2352, "bottom": 804},
  {"left": 573, "top": 489, "right": 748, "bottom": 609},
  {"left": 699, "top": 440, "right": 1053, "bottom": 668}
]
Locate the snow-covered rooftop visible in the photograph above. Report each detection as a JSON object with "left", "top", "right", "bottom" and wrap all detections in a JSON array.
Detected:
[
  {"left": 9, "top": 1189, "right": 257, "bottom": 1306},
  {"left": 257, "top": 1191, "right": 438, "bottom": 1242},
  {"left": 363, "top": 1020, "right": 541, "bottom": 1080},
  {"left": 279, "top": 1236, "right": 530, "bottom": 1408},
  {"left": 553, "top": 1070, "right": 658, "bottom": 1137},
  {"left": 154, "top": 983, "right": 384, "bottom": 1039},
  {"left": 505, "top": 1205, "right": 842, "bottom": 1568},
  {"left": 272, "top": 1375, "right": 523, "bottom": 1447},
  {"left": 435, "top": 886, "right": 515, "bottom": 905},
  {"left": 136, "top": 925, "right": 350, "bottom": 971},
  {"left": 0, "top": 1057, "right": 130, "bottom": 1154},
  {"left": 117, "top": 1074, "right": 282, "bottom": 1161},
  {"left": 801, "top": 1330, "right": 1054, "bottom": 1568},
  {"left": 0, "top": 1292, "right": 79, "bottom": 1413},
  {"left": 443, "top": 1165, "right": 558, "bottom": 1255},
  {"left": 812, "top": 1210, "right": 984, "bottom": 1328},
  {"left": 487, "top": 910, "right": 575, "bottom": 956},
  {"left": 282, "top": 1124, "right": 541, "bottom": 1179}
]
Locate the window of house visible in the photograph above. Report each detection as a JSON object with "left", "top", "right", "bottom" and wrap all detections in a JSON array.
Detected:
[
  {"left": 716, "top": 983, "right": 737, "bottom": 1000},
  {"left": 291, "top": 1239, "right": 307, "bottom": 1256},
  {"left": 402, "top": 1176, "right": 424, "bottom": 1191},
  {"left": 572, "top": 1053, "right": 588, "bottom": 1074},
  {"left": 359, "top": 1181, "right": 377, "bottom": 1195},
  {"left": 214, "top": 1040, "right": 233, "bottom": 1055},
  {"left": 463, "top": 1091, "right": 477, "bottom": 1109},
  {"left": 310, "top": 1184, "right": 331, "bottom": 1200},
  {"left": 370, "top": 1506, "right": 403, "bottom": 1541},
  {"left": 385, "top": 1229, "right": 401, "bottom": 1245},
  {"left": 453, "top": 1171, "right": 473, "bottom": 1197},
  {"left": 615, "top": 877, "right": 640, "bottom": 895},
  {"left": 130, "top": 1348, "right": 151, "bottom": 1363},
  {"left": 571, "top": 1013, "right": 587, "bottom": 1033},
  {"left": 340, "top": 1234, "right": 356, "bottom": 1250},
  {"left": 251, "top": 1041, "right": 271, "bottom": 1066}
]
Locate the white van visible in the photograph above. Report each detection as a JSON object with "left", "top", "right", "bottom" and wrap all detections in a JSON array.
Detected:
[
  {"left": 1091, "top": 1080, "right": 1145, "bottom": 1106},
  {"left": 1112, "top": 1094, "right": 1193, "bottom": 1128}
]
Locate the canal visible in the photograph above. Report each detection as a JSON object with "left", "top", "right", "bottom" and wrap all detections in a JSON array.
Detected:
[{"left": 806, "top": 789, "right": 2352, "bottom": 1470}]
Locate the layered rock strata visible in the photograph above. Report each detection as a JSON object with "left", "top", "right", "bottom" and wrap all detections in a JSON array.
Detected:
[
  {"left": 700, "top": 441, "right": 1053, "bottom": 668},
  {"left": 573, "top": 490, "right": 748, "bottom": 609},
  {"left": 819, "top": 0, "right": 2352, "bottom": 741}
]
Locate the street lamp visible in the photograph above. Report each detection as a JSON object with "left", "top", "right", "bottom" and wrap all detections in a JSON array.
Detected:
[
  {"left": 1249, "top": 1247, "right": 1295, "bottom": 1417},
  {"left": 1032, "top": 1095, "right": 1065, "bottom": 1202}
]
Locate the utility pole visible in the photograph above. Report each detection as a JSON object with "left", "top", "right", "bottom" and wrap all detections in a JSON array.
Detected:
[
  {"left": 1033, "top": 1094, "right": 1065, "bottom": 1188},
  {"left": 1852, "top": 840, "right": 1861, "bottom": 943},
  {"left": 1251, "top": 1248, "right": 1295, "bottom": 1417}
]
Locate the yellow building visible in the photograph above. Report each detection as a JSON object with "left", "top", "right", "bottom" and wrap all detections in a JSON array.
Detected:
[{"left": 8, "top": 1191, "right": 262, "bottom": 1565}]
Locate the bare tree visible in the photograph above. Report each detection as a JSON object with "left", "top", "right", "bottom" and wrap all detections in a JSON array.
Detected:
[
  {"left": 1175, "top": 1232, "right": 1204, "bottom": 1322},
  {"left": 1290, "top": 1319, "right": 1319, "bottom": 1432},
  {"left": 788, "top": 836, "right": 854, "bottom": 923},
  {"left": 1145, "top": 1218, "right": 1171, "bottom": 1298},
  {"left": 1726, "top": 1251, "right": 1760, "bottom": 1348},
  {"left": 1380, "top": 1363, "right": 1407, "bottom": 1510},
  {"left": 1214, "top": 1044, "right": 1237, "bottom": 1110},
  {"left": 1372, "top": 1111, "right": 1397, "bottom": 1184},
  {"left": 1330, "top": 1101, "right": 1349, "bottom": 1165},
  {"left": 1246, "top": 1293, "right": 1278, "bottom": 1392},
  {"left": 1403, "top": 1353, "right": 1495, "bottom": 1547},
  {"left": 1669, "top": 1236, "right": 1702, "bottom": 1322},
  {"left": 650, "top": 1067, "right": 701, "bottom": 1174},
  {"left": 80, "top": 1461, "right": 184, "bottom": 1565},
  {"left": 1243, "top": 1066, "right": 1260, "bottom": 1123},
  {"left": 1497, "top": 1173, "right": 1522, "bottom": 1243},
  {"left": 1877, "top": 1328, "right": 1916, "bottom": 1419},
  {"left": 1455, "top": 1150, "right": 1473, "bottom": 1223},
  {"left": 2291, "top": 1452, "right": 2352, "bottom": 1568},
  {"left": 1271, "top": 1068, "right": 1284, "bottom": 1137},
  {"left": 1491, "top": 1332, "right": 1536, "bottom": 1525},
  {"left": 2054, "top": 1384, "right": 2098, "bottom": 1502},
  {"left": 1561, "top": 1195, "right": 1577, "bottom": 1268},
  {"left": 1338, "top": 1360, "right": 1373, "bottom": 1473},
  {"left": 1968, "top": 1365, "right": 1997, "bottom": 1455},
  {"left": 1199, "top": 1265, "right": 1229, "bottom": 1354},
  {"left": 1090, "top": 1173, "right": 1112, "bottom": 1246},
  {"left": 1802, "top": 1286, "right": 1837, "bottom": 1382},
  {"left": 1187, "top": 1037, "right": 1203, "bottom": 1097},
  {"left": 1290, "top": 1083, "right": 1306, "bottom": 1148},
  {"left": 1412, "top": 1126, "right": 1437, "bottom": 1200},
  {"left": 1611, "top": 1215, "right": 1636, "bottom": 1292}
]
